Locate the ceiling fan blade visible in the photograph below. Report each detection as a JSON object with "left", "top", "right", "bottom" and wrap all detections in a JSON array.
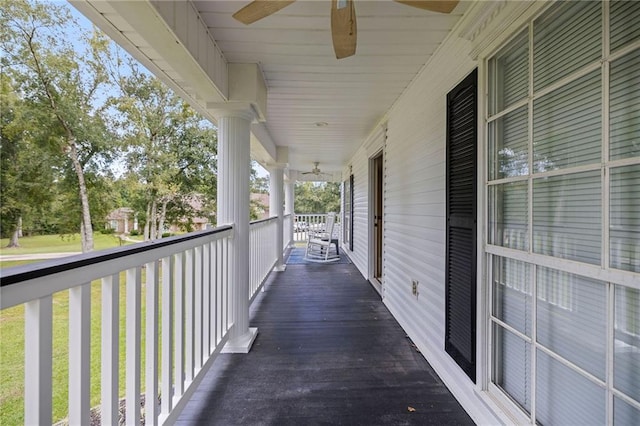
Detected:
[
  {"left": 394, "top": 0, "right": 459, "bottom": 14},
  {"left": 233, "top": 0, "right": 297, "bottom": 25},
  {"left": 331, "top": 0, "right": 357, "bottom": 59}
]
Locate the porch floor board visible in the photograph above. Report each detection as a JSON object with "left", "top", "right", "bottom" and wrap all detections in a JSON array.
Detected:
[{"left": 176, "top": 262, "right": 474, "bottom": 425}]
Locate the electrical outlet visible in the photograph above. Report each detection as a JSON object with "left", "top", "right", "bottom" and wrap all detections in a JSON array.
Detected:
[{"left": 411, "top": 280, "right": 419, "bottom": 296}]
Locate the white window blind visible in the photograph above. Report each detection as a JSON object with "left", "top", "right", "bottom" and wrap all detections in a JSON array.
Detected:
[
  {"left": 533, "top": 171, "right": 601, "bottom": 265},
  {"left": 610, "top": 164, "right": 640, "bottom": 273},
  {"left": 537, "top": 269, "right": 607, "bottom": 380},
  {"left": 489, "top": 182, "right": 528, "bottom": 250},
  {"left": 489, "top": 106, "right": 529, "bottom": 179},
  {"left": 533, "top": 1, "right": 601, "bottom": 91},
  {"left": 492, "top": 324, "right": 531, "bottom": 413},
  {"left": 487, "top": 2, "right": 640, "bottom": 422},
  {"left": 610, "top": 49, "right": 640, "bottom": 161},
  {"left": 492, "top": 257, "right": 531, "bottom": 335},
  {"left": 536, "top": 350, "right": 606, "bottom": 425},
  {"left": 489, "top": 30, "right": 528, "bottom": 115},
  {"left": 533, "top": 69, "right": 602, "bottom": 171},
  {"left": 614, "top": 285, "right": 640, "bottom": 402},
  {"left": 610, "top": 0, "right": 640, "bottom": 52}
]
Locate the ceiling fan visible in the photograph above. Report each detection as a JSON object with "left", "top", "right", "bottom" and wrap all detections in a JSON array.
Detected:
[
  {"left": 301, "top": 162, "right": 331, "bottom": 178},
  {"left": 232, "top": 0, "right": 459, "bottom": 59}
]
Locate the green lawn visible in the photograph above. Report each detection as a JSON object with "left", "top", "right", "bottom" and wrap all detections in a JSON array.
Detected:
[
  {"left": 0, "top": 236, "right": 154, "bottom": 424},
  {"left": 0, "top": 232, "right": 142, "bottom": 256}
]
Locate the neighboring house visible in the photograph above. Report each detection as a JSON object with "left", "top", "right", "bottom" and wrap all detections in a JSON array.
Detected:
[
  {"left": 250, "top": 193, "right": 270, "bottom": 220},
  {"left": 105, "top": 207, "right": 134, "bottom": 234},
  {"left": 167, "top": 195, "right": 211, "bottom": 233}
]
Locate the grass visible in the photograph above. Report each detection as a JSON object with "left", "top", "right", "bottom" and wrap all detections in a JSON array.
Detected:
[
  {"left": 0, "top": 269, "right": 153, "bottom": 424},
  {"left": 0, "top": 236, "right": 155, "bottom": 424},
  {"left": 0, "top": 233, "right": 142, "bottom": 256}
]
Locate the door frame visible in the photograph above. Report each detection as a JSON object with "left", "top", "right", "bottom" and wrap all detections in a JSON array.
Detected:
[{"left": 368, "top": 149, "right": 384, "bottom": 295}]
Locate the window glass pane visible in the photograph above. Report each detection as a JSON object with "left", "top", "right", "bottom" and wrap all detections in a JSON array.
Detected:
[
  {"left": 536, "top": 350, "right": 606, "bottom": 426},
  {"left": 610, "top": 49, "right": 640, "bottom": 161},
  {"left": 614, "top": 285, "right": 640, "bottom": 403},
  {"left": 537, "top": 267, "right": 607, "bottom": 379},
  {"left": 533, "top": 69, "right": 601, "bottom": 171},
  {"left": 489, "top": 30, "right": 529, "bottom": 115},
  {"left": 489, "top": 106, "right": 528, "bottom": 179},
  {"left": 492, "top": 257, "right": 531, "bottom": 335},
  {"left": 611, "top": 0, "right": 640, "bottom": 52},
  {"left": 533, "top": 171, "right": 601, "bottom": 265},
  {"left": 492, "top": 324, "right": 531, "bottom": 413},
  {"left": 489, "top": 182, "right": 528, "bottom": 250},
  {"left": 614, "top": 396, "right": 640, "bottom": 425},
  {"left": 610, "top": 165, "right": 640, "bottom": 272},
  {"left": 533, "top": 1, "right": 601, "bottom": 91}
]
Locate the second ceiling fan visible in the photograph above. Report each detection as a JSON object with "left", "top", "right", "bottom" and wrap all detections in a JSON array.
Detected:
[{"left": 232, "top": 0, "right": 459, "bottom": 59}]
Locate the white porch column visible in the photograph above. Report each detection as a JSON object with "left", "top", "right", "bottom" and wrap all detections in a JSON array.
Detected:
[
  {"left": 269, "top": 166, "right": 286, "bottom": 271},
  {"left": 214, "top": 108, "right": 258, "bottom": 353},
  {"left": 284, "top": 179, "right": 295, "bottom": 248}
]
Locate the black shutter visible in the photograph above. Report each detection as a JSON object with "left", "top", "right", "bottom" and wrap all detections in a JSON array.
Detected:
[{"left": 445, "top": 69, "right": 477, "bottom": 382}]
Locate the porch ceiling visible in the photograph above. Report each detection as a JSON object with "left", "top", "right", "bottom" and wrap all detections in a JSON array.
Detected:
[{"left": 73, "top": 0, "right": 467, "bottom": 179}]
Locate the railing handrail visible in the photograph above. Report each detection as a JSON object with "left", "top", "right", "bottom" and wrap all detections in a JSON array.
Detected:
[
  {"left": 0, "top": 226, "right": 233, "bottom": 309},
  {"left": 249, "top": 216, "right": 278, "bottom": 226}
]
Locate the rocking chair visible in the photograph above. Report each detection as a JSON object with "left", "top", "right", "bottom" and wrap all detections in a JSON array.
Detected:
[{"left": 305, "top": 212, "right": 339, "bottom": 262}]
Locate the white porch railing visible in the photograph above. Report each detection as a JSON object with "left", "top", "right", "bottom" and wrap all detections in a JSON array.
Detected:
[
  {"left": 293, "top": 213, "right": 341, "bottom": 242},
  {"left": 283, "top": 213, "right": 293, "bottom": 249},
  {"left": 0, "top": 227, "right": 235, "bottom": 426},
  {"left": 248, "top": 217, "right": 278, "bottom": 302}
]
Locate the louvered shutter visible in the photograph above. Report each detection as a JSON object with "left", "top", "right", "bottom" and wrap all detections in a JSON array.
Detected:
[{"left": 445, "top": 69, "right": 477, "bottom": 382}]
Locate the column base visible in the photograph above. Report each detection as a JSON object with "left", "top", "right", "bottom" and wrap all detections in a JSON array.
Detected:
[
  {"left": 222, "top": 327, "right": 258, "bottom": 354},
  {"left": 273, "top": 264, "right": 287, "bottom": 272}
]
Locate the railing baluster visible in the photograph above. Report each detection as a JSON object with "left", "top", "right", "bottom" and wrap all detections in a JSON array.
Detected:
[
  {"left": 126, "top": 267, "right": 142, "bottom": 426},
  {"left": 102, "top": 274, "right": 119, "bottom": 425},
  {"left": 209, "top": 242, "right": 217, "bottom": 349},
  {"left": 68, "top": 282, "right": 91, "bottom": 425},
  {"left": 174, "top": 252, "right": 185, "bottom": 398},
  {"left": 194, "top": 246, "right": 203, "bottom": 370},
  {"left": 145, "top": 260, "right": 159, "bottom": 426},
  {"left": 184, "top": 249, "right": 194, "bottom": 383},
  {"left": 24, "top": 295, "right": 53, "bottom": 425},
  {"left": 161, "top": 256, "right": 174, "bottom": 416},
  {"left": 216, "top": 239, "right": 223, "bottom": 344},
  {"left": 202, "top": 243, "right": 210, "bottom": 359}
]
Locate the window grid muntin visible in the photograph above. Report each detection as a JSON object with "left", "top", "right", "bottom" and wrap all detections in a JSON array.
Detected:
[{"left": 486, "top": 1, "right": 640, "bottom": 423}]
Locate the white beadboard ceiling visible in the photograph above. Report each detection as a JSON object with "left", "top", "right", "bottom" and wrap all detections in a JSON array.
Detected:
[{"left": 194, "top": 1, "right": 466, "bottom": 177}]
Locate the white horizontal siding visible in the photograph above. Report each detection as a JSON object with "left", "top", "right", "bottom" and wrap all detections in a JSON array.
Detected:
[
  {"left": 371, "top": 32, "right": 502, "bottom": 425},
  {"left": 344, "top": 146, "right": 369, "bottom": 277}
]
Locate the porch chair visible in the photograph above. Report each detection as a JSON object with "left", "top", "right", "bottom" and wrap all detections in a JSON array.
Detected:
[{"left": 305, "top": 212, "right": 340, "bottom": 262}]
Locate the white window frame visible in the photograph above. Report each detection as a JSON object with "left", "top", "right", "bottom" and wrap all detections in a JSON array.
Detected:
[{"left": 480, "top": 1, "right": 640, "bottom": 423}]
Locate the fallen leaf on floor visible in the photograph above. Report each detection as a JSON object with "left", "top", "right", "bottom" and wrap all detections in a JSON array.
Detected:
[{"left": 407, "top": 406, "right": 416, "bottom": 412}]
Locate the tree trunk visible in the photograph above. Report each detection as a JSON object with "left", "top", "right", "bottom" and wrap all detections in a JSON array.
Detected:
[
  {"left": 17, "top": 216, "right": 23, "bottom": 238},
  {"left": 144, "top": 202, "right": 151, "bottom": 241},
  {"left": 68, "top": 141, "right": 94, "bottom": 252},
  {"left": 6, "top": 226, "right": 20, "bottom": 248},
  {"left": 158, "top": 200, "right": 168, "bottom": 238},
  {"left": 150, "top": 200, "right": 157, "bottom": 240}
]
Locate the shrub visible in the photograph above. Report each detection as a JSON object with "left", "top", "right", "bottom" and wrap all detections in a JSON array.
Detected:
[
  {"left": 100, "top": 228, "right": 115, "bottom": 234},
  {"left": 129, "top": 229, "right": 140, "bottom": 236}
]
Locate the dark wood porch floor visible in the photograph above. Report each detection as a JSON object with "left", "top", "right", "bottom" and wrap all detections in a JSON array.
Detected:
[{"left": 176, "top": 257, "right": 474, "bottom": 425}]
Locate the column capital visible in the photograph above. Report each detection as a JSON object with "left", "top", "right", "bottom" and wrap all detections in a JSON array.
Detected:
[{"left": 207, "top": 102, "right": 257, "bottom": 122}]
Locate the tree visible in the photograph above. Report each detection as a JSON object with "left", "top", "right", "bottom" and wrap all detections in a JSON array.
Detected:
[
  {"left": 294, "top": 181, "right": 341, "bottom": 214},
  {"left": 0, "top": 75, "right": 57, "bottom": 246},
  {"left": 1, "top": 0, "right": 115, "bottom": 252},
  {"left": 111, "top": 64, "right": 217, "bottom": 239}
]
